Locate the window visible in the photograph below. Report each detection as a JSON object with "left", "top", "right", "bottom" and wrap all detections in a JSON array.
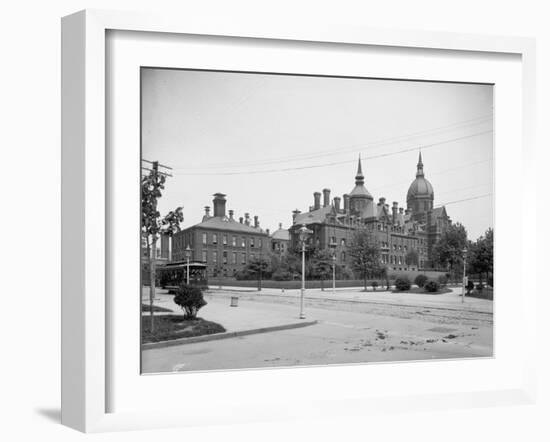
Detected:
[
  {"left": 259, "top": 239, "right": 262, "bottom": 248},
  {"left": 241, "top": 253, "right": 246, "bottom": 264},
  {"left": 202, "top": 250, "right": 207, "bottom": 262},
  {"left": 250, "top": 253, "right": 255, "bottom": 261},
  {"left": 223, "top": 251, "right": 228, "bottom": 264},
  {"left": 341, "top": 252, "right": 346, "bottom": 261},
  {"left": 223, "top": 234, "right": 227, "bottom": 245},
  {"left": 398, "top": 256, "right": 402, "bottom": 265},
  {"left": 377, "top": 224, "right": 382, "bottom": 231},
  {"left": 212, "top": 251, "right": 218, "bottom": 264},
  {"left": 212, "top": 233, "right": 217, "bottom": 244},
  {"left": 250, "top": 238, "right": 255, "bottom": 248},
  {"left": 232, "top": 236, "right": 237, "bottom": 247},
  {"left": 241, "top": 237, "right": 246, "bottom": 248},
  {"left": 232, "top": 252, "right": 237, "bottom": 264},
  {"left": 202, "top": 232, "right": 207, "bottom": 245},
  {"left": 341, "top": 238, "right": 346, "bottom": 246}
]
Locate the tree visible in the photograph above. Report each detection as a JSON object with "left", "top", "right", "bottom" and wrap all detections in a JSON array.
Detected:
[
  {"left": 246, "top": 256, "right": 271, "bottom": 290},
  {"left": 349, "top": 227, "right": 382, "bottom": 290},
  {"left": 310, "top": 249, "right": 334, "bottom": 291},
  {"left": 141, "top": 162, "right": 183, "bottom": 332},
  {"left": 468, "top": 228, "right": 493, "bottom": 286},
  {"left": 405, "top": 249, "right": 419, "bottom": 267},
  {"left": 432, "top": 222, "right": 468, "bottom": 280},
  {"left": 274, "top": 250, "right": 302, "bottom": 280}
]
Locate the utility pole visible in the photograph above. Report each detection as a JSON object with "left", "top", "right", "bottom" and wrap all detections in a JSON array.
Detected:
[{"left": 462, "top": 248, "right": 467, "bottom": 303}]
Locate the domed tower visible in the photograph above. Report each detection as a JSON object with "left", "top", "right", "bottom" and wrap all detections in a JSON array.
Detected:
[
  {"left": 349, "top": 155, "right": 373, "bottom": 215},
  {"left": 407, "top": 152, "right": 434, "bottom": 219}
]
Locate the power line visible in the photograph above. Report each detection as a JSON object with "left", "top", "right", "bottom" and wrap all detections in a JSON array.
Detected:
[
  {"left": 172, "top": 113, "right": 493, "bottom": 171},
  {"left": 141, "top": 166, "right": 173, "bottom": 178},
  {"left": 142, "top": 159, "right": 173, "bottom": 170},
  {"left": 173, "top": 130, "right": 493, "bottom": 176},
  {"left": 370, "top": 157, "right": 492, "bottom": 193},
  {"left": 435, "top": 193, "right": 493, "bottom": 208}
]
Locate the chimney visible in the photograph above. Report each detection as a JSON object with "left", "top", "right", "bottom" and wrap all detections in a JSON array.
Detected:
[
  {"left": 313, "top": 192, "right": 321, "bottom": 210},
  {"left": 334, "top": 197, "right": 341, "bottom": 212},
  {"left": 279, "top": 222, "right": 283, "bottom": 229},
  {"left": 228, "top": 209, "right": 234, "bottom": 220},
  {"left": 292, "top": 209, "right": 301, "bottom": 222},
  {"left": 323, "top": 188, "right": 331, "bottom": 207},
  {"left": 343, "top": 194, "right": 350, "bottom": 213},
  {"left": 266, "top": 228, "right": 270, "bottom": 236},
  {"left": 239, "top": 216, "right": 243, "bottom": 224},
  {"left": 203, "top": 206, "right": 211, "bottom": 218},
  {"left": 392, "top": 201, "right": 398, "bottom": 222},
  {"left": 212, "top": 193, "right": 227, "bottom": 217},
  {"left": 245, "top": 213, "right": 250, "bottom": 226},
  {"left": 254, "top": 215, "right": 259, "bottom": 228},
  {"left": 378, "top": 197, "right": 386, "bottom": 206}
]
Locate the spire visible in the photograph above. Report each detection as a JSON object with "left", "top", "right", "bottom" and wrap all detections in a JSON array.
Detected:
[
  {"left": 416, "top": 149, "right": 424, "bottom": 178},
  {"left": 355, "top": 154, "right": 364, "bottom": 185}
]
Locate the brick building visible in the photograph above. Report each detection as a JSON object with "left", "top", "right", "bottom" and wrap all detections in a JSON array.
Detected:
[
  {"left": 172, "top": 193, "right": 270, "bottom": 278},
  {"left": 270, "top": 223, "right": 290, "bottom": 255},
  {"left": 289, "top": 153, "right": 451, "bottom": 273}
]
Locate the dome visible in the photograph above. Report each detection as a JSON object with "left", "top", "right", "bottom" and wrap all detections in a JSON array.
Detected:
[{"left": 407, "top": 176, "right": 434, "bottom": 200}]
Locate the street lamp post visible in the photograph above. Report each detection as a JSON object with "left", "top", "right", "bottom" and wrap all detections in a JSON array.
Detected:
[
  {"left": 461, "top": 247, "right": 467, "bottom": 303},
  {"left": 332, "top": 254, "right": 336, "bottom": 295},
  {"left": 185, "top": 245, "right": 192, "bottom": 285},
  {"left": 298, "top": 224, "right": 312, "bottom": 319}
]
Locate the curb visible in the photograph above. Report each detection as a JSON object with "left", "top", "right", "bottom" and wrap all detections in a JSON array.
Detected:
[{"left": 142, "top": 319, "right": 318, "bottom": 350}]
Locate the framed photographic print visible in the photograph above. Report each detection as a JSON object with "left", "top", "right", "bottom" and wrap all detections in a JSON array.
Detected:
[{"left": 61, "top": 9, "right": 537, "bottom": 432}]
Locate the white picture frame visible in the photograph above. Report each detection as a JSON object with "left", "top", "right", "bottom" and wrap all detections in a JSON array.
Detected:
[{"left": 61, "top": 9, "right": 537, "bottom": 433}]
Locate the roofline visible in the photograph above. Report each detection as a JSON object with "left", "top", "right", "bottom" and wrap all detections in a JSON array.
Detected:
[{"left": 178, "top": 224, "right": 270, "bottom": 236}]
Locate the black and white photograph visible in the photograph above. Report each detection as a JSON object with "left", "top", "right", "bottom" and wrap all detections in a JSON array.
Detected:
[{"left": 140, "top": 68, "right": 494, "bottom": 374}]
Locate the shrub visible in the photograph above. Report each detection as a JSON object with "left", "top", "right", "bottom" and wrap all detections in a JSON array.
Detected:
[
  {"left": 424, "top": 280, "right": 440, "bottom": 293},
  {"left": 414, "top": 274, "right": 428, "bottom": 288},
  {"left": 173, "top": 284, "right": 207, "bottom": 320},
  {"left": 394, "top": 275, "right": 411, "bottom": 291},
  {"left": 271, "top": 269, "right": 293, "bottom": 281},
  {"left": 235, "top": 269, "right": 255, "bottom": 280},
  {"left": 371, "top": 280, "right": 379, "bottom": 291},
  {"left": 437, "top": 275, "right": 448, "bottom": 287}
]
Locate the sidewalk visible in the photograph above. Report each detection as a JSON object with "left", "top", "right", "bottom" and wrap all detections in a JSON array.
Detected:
[
  {"left": 142, "top": 290, "right": 317, "bottom": 348},
  {"left": 207, "top": 285, "right": 493, "bottom": 314}
]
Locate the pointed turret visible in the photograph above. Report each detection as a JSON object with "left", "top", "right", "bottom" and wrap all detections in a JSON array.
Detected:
[
  {"left": 355, "top": 154, "right": 365, "bottom": 185},
  {"left": 416, "top": 150, "right": 424, "bottom": 178},
  {"left": 348, "top": 154, "right": 373, "bottom": 216}
]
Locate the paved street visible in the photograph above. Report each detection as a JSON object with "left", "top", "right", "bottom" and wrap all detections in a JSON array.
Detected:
[{"left": 142, "top": 287, "right": 493, "bottom": 373}]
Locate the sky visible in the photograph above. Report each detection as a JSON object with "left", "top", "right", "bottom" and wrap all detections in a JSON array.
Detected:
[{"left": 141, "top": 68, "right": 494, "bottom": 240}]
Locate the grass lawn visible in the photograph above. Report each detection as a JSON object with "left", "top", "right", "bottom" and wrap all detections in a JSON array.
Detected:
[
  {"left": 141, "top": 315, "right": 226, "bottom": 343},
  {"left": 141, "top": 303, "right": 173, "bottom": 313},
  {"left": 391, "top": 287, "right": 453, "bottom": 295},
  {"left": 467, "top": 287, "right": 494, "bottom": 300}
]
